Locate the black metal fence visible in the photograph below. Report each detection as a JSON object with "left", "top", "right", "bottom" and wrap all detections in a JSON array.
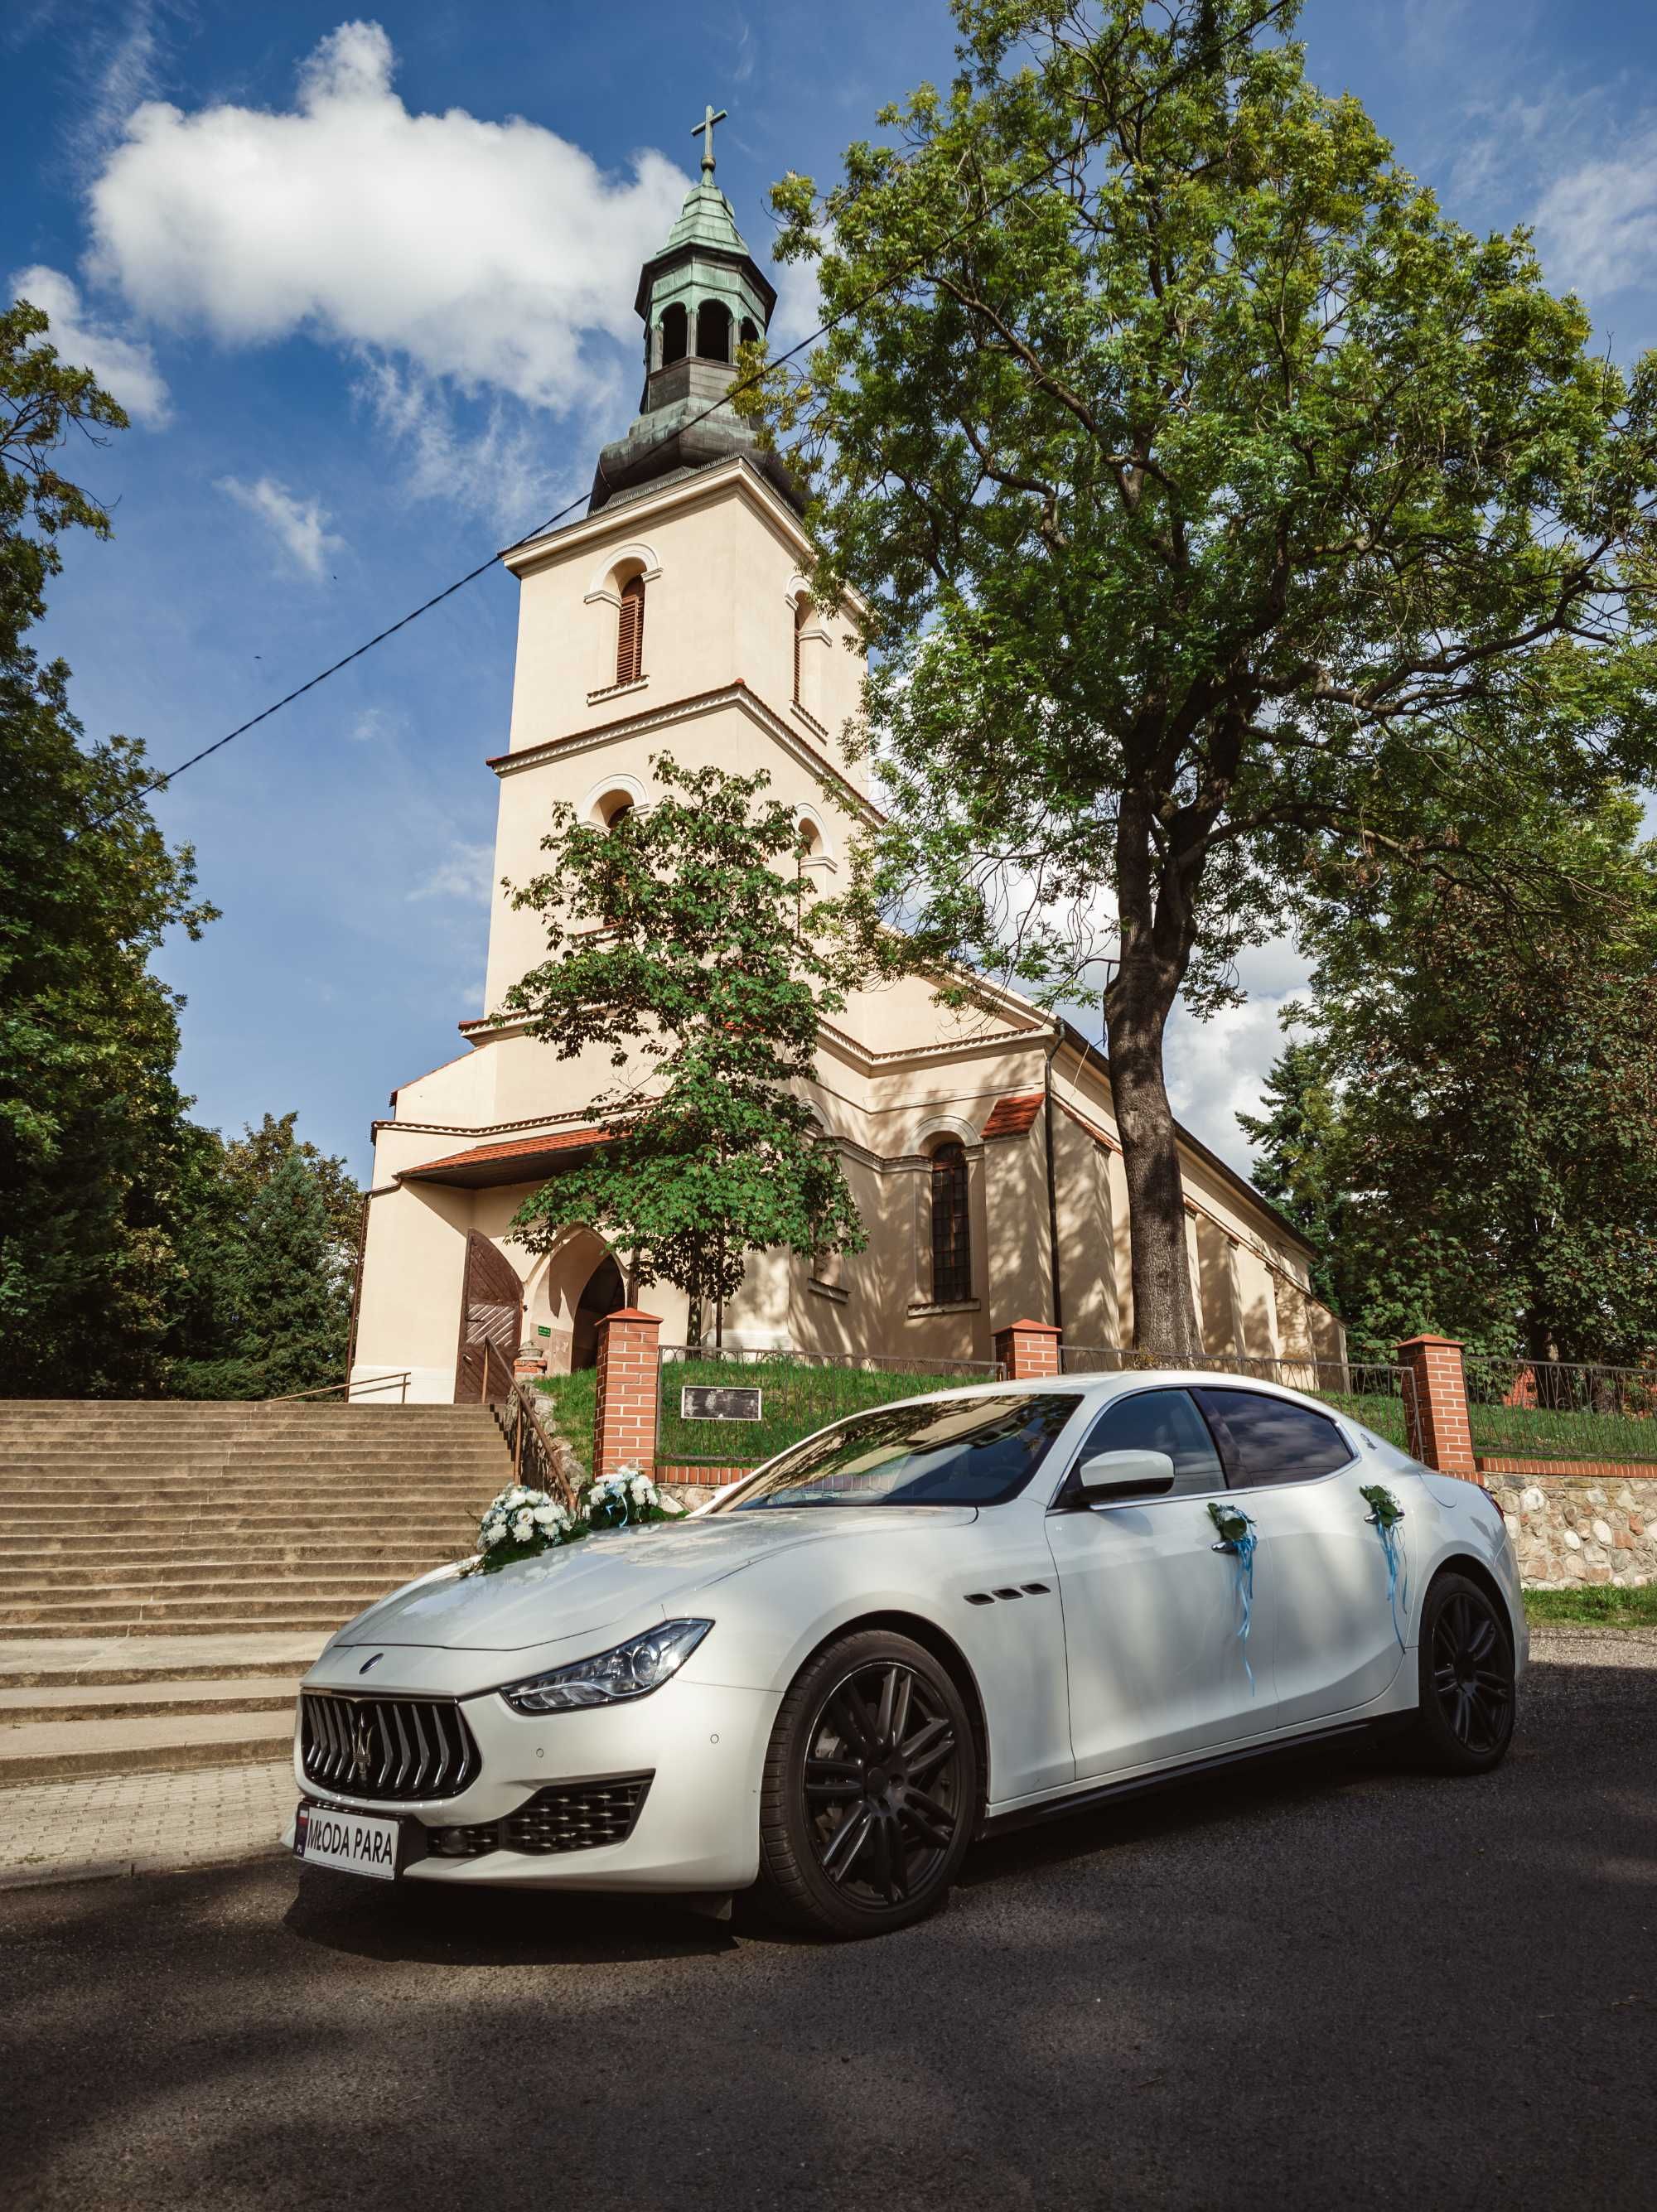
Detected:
[
  {"left": 1462, "top": 1357, "right": 1657, "bottom": 1466},
  {"left": 1058, "top": 1345, "right": 1418, "bottom": 1451},
  {"left": 656, "top": 1345, "right": 1006, "bottom": 1468}
]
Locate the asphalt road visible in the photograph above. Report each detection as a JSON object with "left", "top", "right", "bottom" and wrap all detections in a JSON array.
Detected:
[{"left": 2, "top": 1631, "right": 1653, "bottom": 2212}]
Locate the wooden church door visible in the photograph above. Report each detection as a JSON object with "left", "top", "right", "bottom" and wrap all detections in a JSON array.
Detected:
[{"left": 454, "top": 1232, "right": 524, "bottom": 1403}]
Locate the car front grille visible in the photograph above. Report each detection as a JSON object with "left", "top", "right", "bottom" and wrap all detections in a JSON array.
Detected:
[
  {"left": 300, "top": 1693, "right": 481, "bottom": 1802},
  {"left": 428, "top": 1775, "right": 653, "bottom": 1860}
]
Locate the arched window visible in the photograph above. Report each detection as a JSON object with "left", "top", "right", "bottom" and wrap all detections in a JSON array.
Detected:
[
  {"left": 738, "top": 316, "right": 759, "bottom": 350},
  {"left": 616, "top": 575, "right": 645, "bottom": 684},
  {"left": 793, "top": 596, "right": 808, "bottom": 705},
  {"left": 930, "top": 1142, "right": 970, "bottom": 1303},
  {"left": 659, "top": 303, "right": 688, "bottom": 366},
  {"left": 796, "top": 814, "right": 822, "bottom": 859},
  {"left": 696, "top": 300, "right": 732, "bottom": 363}
]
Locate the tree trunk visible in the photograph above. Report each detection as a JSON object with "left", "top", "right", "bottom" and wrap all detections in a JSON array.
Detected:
[{"left": 1105, "top": 966, "right": 1204, "bottom": 1363}]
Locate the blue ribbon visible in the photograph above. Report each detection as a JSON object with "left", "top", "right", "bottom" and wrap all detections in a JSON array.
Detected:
[
  {"left": 1215, "top": 1516, "right": 1258, "bottom": 1694},
  {"left": 1374, "top": 1517, "right": 1408, "bottom": 1649}
]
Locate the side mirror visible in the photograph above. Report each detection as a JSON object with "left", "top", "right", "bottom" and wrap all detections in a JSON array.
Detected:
[{"left": 1076, "top": 1447, "right": 1176, "bottom": 1502}]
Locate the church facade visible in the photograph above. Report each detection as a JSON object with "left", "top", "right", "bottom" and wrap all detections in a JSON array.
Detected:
[{"left": 350, "top": 142, "right": 1344, "bottom": 1403}]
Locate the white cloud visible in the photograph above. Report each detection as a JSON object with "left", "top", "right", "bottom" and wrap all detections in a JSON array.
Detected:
[
  {"left": 71, "top": 0, "right": 162, "bottom": 177},
  {"left": 767, "top": 244, "right": 823, "bottom": 349},
  {"left": 409, "top": 841, "right": 495, "bottom": 905},
  {"left": 1164, "top": 937, "right": 1312, "bottom": 1175},
  {"left": 11, "top": 262, "right": 170, "bottom": 427},
  {"left": 1532, "top": 128, "right": 1657, "bottom": 297},
  {"left": 352, "top": 353, "right": 577, "bottom": 530},
  {"left": 218, "top": 475, "right": 345, "bottom": 577},
  {"left": 86, "top": 19, "right": 688, "bottom": 414}
]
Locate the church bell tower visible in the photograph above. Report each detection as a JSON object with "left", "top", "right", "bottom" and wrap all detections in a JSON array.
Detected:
[{"left": 588, "top": 104, "right": 800, "bottom": 518}]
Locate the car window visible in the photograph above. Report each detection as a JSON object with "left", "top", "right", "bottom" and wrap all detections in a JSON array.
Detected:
[
  {"left": 1192, "top": 1389, "right": 1354, "bottom": 1488},
  {"left": 726, "top": 1393, "right": 1084, "bottom": 1510},
  {"left": 1070, "top": 1388, "right": 1224, "bottom": 1499}
]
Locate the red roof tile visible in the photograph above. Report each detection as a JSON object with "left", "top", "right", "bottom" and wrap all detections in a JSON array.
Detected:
[
  {"left": 980, "top": 1090, "right": 1045, "bottom": 1141},
  {"left": 399, "top": 1126, "right": 611, "bottom": 1186}
]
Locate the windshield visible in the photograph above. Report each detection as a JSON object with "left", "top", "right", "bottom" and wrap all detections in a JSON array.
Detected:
[{"left": 725, "top": 1392, "right": 1082, "bottom": 1511}]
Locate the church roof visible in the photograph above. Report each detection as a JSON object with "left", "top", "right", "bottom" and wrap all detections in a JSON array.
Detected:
[
  {"left": 980, "top": 1091, "right": 1045, "bottom": 1141},
  {"left": 660, "top": 178, "right": 751, "bottom": 258},
  {"left": 399, "top": 1125, "right": 610, "bottom": 1188}
]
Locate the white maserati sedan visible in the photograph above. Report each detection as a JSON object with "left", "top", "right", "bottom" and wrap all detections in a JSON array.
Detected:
[{"left": 287, "top": 1374, "right": 1524, "bottom": 1938}]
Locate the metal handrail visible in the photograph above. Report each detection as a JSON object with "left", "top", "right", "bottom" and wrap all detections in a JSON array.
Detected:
[
  {"left": 261, "top": 1370, "right": 413, "bottom": 1406},
  {"left": 492, "top": 1380, "right": 582, "bottom": 1511}
]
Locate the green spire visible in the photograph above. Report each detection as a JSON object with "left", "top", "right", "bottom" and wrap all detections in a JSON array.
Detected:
[{"left": 589, "top": 101, "right": 798, "bottom": 515}]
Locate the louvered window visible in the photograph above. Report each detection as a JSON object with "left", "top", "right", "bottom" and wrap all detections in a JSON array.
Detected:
[
  {"left": 793, "top": 596, "right": 807, "bottom": 705},
  {"left": 616, "top": 576, "right": 645, "bottom": 685},
  {"left": 930, "top": 1142, "right": 970, "bottom": 1304}
]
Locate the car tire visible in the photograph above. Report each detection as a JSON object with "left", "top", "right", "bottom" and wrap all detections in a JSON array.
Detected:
[
  {"left": 1403, "top": 1571, "right": 1516, "bottom": 1775},
  {"left": 757, "top": 1627, "right": 979, "bottom": 1939}
]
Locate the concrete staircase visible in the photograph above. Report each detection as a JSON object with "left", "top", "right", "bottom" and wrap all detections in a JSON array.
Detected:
[{"left": 0, "top": 1401, "right": 512, "bottom": 1788}]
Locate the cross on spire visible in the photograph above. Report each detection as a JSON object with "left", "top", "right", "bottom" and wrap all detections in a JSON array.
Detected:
[{"left": 692, "top": 102, "right": 727, "bottom": 176}]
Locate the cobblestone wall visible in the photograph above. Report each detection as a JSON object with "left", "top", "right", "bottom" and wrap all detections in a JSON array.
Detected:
[{"left": 1485, "top": 1471, "right": 1656, "bottom": 1588}]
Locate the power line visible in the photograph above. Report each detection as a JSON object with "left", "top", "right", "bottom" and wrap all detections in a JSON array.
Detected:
[
  {"left": 90, "top": 1, "right": 1290, "bottom": 833},
  {"left": 84, "top": 122, "right": 1114, "bottom": 834}
]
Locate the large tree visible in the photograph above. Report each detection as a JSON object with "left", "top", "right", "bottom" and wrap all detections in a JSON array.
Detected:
[
  {"left": 166, "top": 1114, "right": 360, "bottom": 1398},
  {"left": 500, "top": 755, "right": 866, "bottom": 1338},
  {"left": 0, "top": 296, "right": 217, "bottom": 1396},
  {"left": 1241, "top": 796, "right": 1657, "bottom": 1369},
  {"left": 743, "top": 0, "right": 1657, "bottom": 1355}
]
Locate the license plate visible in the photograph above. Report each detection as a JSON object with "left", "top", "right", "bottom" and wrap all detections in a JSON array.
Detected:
[{"left": 295, "top": 1800, "right": 402, "bottom": 1881}]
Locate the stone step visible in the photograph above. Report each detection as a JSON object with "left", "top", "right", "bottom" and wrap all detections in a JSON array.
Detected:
[
  {"left": 0, "top": 1607, "right": 360, "bottom": 1640},
  {"left": 0, "top": 1512, "right": 476, "bottom": 1532},
  {"left": 1, "top": 1584, "right": 408, "bottom": 1627},
  {"left": 0, "top": 1415, "right": 497, "bottom": 1433},
  {"left": 0, "top": 1452, "right": 508, "bottom": 1473},
  {"left": 0, "top": 1513, "right": 477, "bottom": 1530},
  {"left": 0, "top": 1540, "right": 464, "bottom": 1564},
  {"left": 0, "top": 1634, "right": 323, "bottom": 1689},
  {"left": 0, "top": 1706, "right": 296, "bottom": 1785},
  {"left": 0, "top": 1675, "right": 302, "bottom": 1726},
  {"left": 0, "top": 1555, "right": 452, "bottom": 1592},
  {"left": 2, "top": 1565, "right": 413, "bottom": 1601},
  {"left": 0, "top": 1481, "right": 495, "bottom": 1504}
]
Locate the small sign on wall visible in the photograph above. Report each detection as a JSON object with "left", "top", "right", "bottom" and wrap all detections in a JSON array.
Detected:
[{"left": 681, "top": 1384, "right": 763, "bottom": 1422}]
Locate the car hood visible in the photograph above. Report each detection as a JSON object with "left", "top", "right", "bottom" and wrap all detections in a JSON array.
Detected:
[{"left": 331, "top": 1507, "right": 975, "bottom": 1653}]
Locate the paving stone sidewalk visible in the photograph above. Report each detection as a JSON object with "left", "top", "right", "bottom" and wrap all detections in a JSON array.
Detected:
[{"left": 0, "top": 1757, "right": 293, "bottom": 1889}]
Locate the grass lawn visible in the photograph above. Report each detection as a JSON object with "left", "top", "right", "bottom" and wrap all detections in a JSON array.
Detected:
[
  {"left": 539, "top": 1356, "right": 1006, "bottom": 1472},
  {"left": 1467, "top": 1402, "right": 1657, "bottom": 1462},
  {"left": 1523, "top": 1584, "right": 1657, "bottom": 1628},
  {"left": 534, "top": 1368, "right": 597, "bottom": 1464}
]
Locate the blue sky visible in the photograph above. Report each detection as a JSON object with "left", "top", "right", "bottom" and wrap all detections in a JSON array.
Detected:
[{"left": 7, "top": 0, "right": 1657, "bottom": 1182}]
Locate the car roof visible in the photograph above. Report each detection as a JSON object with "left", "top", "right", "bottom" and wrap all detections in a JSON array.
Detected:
[{"left": 872, "top": 1368, "right": 1345, "bottom": 1413}]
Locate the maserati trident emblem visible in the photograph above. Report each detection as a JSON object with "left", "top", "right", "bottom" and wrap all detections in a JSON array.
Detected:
[
  {"left": 359, "top": 1653, "right": 384, "bottom": 1675},
  {"left": 348, "top": 1707, "right": 376, "bottom": 1784}
]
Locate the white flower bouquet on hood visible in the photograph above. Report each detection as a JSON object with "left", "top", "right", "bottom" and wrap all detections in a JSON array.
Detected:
[{"left": 466, "top": 1465, "right": 683, "bottom": 1574}]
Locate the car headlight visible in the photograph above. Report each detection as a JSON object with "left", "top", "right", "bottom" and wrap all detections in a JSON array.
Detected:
[{"left": 498, "top": 1620, "right": 713, "bottom": 1714}]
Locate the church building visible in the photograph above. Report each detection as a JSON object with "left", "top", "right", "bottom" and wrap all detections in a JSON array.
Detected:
[{"left": 350, "top": 125, "right": 1344, "bottom": 1403}]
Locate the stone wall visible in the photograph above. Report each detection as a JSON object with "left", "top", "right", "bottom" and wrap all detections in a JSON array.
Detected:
[{"left": 1484, "top": 1470, "right": 1656, "bottom": 1589}]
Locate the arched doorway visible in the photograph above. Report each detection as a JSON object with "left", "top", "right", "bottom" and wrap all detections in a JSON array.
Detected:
[
  {"left": 571, "top": 1255, "right": 626, "bottom": 1369},
  {"left": 524, "top": 1229, "right": 627, "bottom": 1374}
]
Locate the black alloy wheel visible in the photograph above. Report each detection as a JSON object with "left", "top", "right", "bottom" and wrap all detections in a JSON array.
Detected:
[
  {"left": 759, "top": 1629, "right": 978, "bottom": 1938},
  {"left": 1408, "top": 1572, "right": 1516, "bottom": 1774}
]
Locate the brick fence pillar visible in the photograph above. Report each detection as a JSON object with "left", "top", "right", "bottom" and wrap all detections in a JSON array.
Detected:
[
  {"left": 1398, "top": 1333, "right": 1477, "bottom": 1478},
  {"left": 993, "top": 1318, "right": 1063, "bottom": 1380},
  {"left": 592, "top": 1308, "right": 663, "bottom": 1480}
]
